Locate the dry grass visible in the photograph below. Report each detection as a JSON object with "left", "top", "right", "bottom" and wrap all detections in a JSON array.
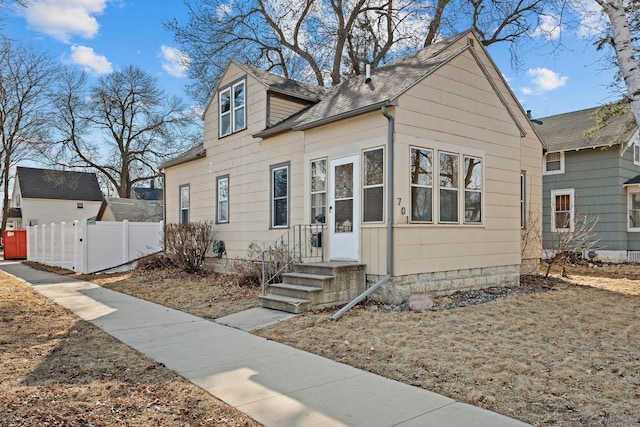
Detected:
[
  {"left": 13, "top": 260, "right": 640, "bottom": 426},
  {"left": 0, "top": 271, "right": 262, "bottom": 426},
  {"left": 254, "top": 267, "right": 640, "bottom": 427}
]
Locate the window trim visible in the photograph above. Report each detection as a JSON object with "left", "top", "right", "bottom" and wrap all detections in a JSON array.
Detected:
[
  {"left": 634, "top": 139, "right": 640, "bottom": 166},
  {"left": 520, "top": 171, "right": 526, "bottom": 229},
  {"left": 438, "top": 150, "right": 460, "bottom": 224},
  {"left": 463, "top": 155, "right": 482, "bottom": 224},
  {"left": 362, "top": 147, "right": 385, "bottom": 223},
  {"left": 179, "top": 184, "right": 190, "bottom": 224},
  {"left": 218, "top": 78, "right": 246, "bottom": 138},
  {"left": 627, "top": 190, "right": 640, "bottom": 231},
  {"left": 216, "top": 175, "right": 229, "bottom": 224},
  {"left": 543, "top": 151, "right": 565, "bottom": 175},
  {"left": 270, "top": 161, "right": 290, "bottom": 229},
  {"left": 310, "top": 158, "right": 327, "bottom": 224},
  {"left": 550, "top": 188, "right": 574, "bottom": 232},
  {"left": 410, "top": 146, "right": 434, "bottom": 223}
]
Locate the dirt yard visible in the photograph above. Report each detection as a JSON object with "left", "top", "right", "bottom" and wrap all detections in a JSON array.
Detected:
[
  {"left": 0, "top": 271, "right": 261, "bottom": 426},
  {"left": 6, "top": 261, "right": 640, "bottom": 426}
]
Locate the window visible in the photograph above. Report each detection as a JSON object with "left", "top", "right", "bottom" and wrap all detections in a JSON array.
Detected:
[
  {"left": 410, "top": 147, "right": 433, "bottom": 222},
  {"left": 629, "top": 192, "right": 640, "bottom": 229},
  {"left": 463, "top": 156, "right": 482, "bottom": 223},
  {"left": 520, "top": 171, "right": 526, "bottom": 229},
  {"left": 179, "top": 184, "right": 190, "bottom": 224},
  {"left": 439, "top": 151, "right": 459, "bottom": 222},
  {"left": 310, "top": 159, "right": 326, "bottom": 223},
  {"left": 634, "top": 139, "right": 640, "bottom": 165},
  {"left": 217, "top": 175, "right": 229, "bottom": 224},
  {"left": 219, "top": 79, "right": 246, "bottom": 137},
  {"left": 271, "top": 162, "right": 289, "bottom": 228},
  {"left": 76, "top": 202, "right": 84, "bottom": 209},
  {"left": 363, "top": 148, "right": 384, "bottom": 222},
  {"left": 544, "top": 152, "right": 564, "bottom": 175},
  {"left": 551, "top": 189, "right": 574, "bottom": 232}
]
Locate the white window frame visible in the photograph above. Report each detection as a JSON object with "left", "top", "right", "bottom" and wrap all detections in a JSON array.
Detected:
[
  {"left": 219, "top": 79, "right": 246, "bottom": 138},
  {"left": 270, "top": 162, "right": 290, "bottom": 229},
  {"left": 410, "top": 147, "right": 434, "bottom": 223},
  {"left": 627, "top": 190, "right": 640, "bottom": 231},
  {"left": 634, "top": 139, "right": 640, "bottom": 166},
  {"left": 438, "top": 151, "right": 460, "bottom": 223},
  {"left": 463, "top": 155, "right": 482, "bottom": 224},
  {"left": 179, "top": 184, "right": 190, "bottom": 224},
  {"left": 310, "top": 158, "right": 327, "bottom": 224},
  {"left": 551, "top": 188, "right": 574, "bottom": 232},
  {"left": 543, "top": 151, "right": 564, "bottom": 175},
  {"left": 217, "top": 175, "right": 229, "bottom": 224},
  {"left": 362, "top": 147, "right": 384, "bottom": 223}
]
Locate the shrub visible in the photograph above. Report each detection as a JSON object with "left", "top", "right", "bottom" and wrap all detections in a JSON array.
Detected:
[
  {"left": 164, "top": 222, "right": 215, "bottom": 273},
  {"left": 135, "top": 253, "right": 177, "bottom": 272},
  {"left": 231, "top": 241, "right": 292, "bottom": 287}
]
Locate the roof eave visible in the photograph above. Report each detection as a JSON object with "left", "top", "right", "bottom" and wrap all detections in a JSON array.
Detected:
[
  {"left": 159, "top": 148, "right": 206, "bottom": 169},
  {"left": 293, "top": 100, "right": 391, "bottom": 132}
]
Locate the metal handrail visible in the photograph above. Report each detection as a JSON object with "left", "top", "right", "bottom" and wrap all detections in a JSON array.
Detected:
[{"left": 260, "top": 223, "right": 325, "bottom": 295}]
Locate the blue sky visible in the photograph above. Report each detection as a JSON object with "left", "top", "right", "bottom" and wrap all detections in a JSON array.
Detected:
[{"left": 2, "top": 0, "right": 620, "bottom": 120}]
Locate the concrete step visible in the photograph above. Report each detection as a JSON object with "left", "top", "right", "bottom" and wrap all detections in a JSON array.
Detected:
[
  {"left": 259, "top": 294, "right": 311, "bottom": 314},
  {"left": 269, "top": 282, "right": 324, "bottom": 300},
  {"left": 293, "top": 262, "right": 365, "bottom": 276},
  {"left": 281, "top": 272, "right": 334, "bottom": 288}
]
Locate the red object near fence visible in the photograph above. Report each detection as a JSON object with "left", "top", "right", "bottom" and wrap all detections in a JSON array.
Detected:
[{"left": 3, "top": 229, "right": 27, "bottom": 260}]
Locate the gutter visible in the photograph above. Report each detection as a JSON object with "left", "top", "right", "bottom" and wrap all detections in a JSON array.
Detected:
[{"left": 331, "top": 102, "right": 394, "bottom": 320}]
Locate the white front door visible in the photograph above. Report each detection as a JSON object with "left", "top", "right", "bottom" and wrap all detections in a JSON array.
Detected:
[{"left": 328, "top": 155, "right": 360, "bottom": 261}]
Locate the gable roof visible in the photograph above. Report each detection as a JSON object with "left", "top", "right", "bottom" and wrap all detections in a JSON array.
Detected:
[
  {"left": 97, "top": 197, "right": 163, "bottom": 222},
  {"left": 533, "top": 106, "right": 637, "bottom": 153},
  {"left": 16, "top": 167, "right": 103, "bottom": 201},
  {"left": 159, "top": 143, "right": 206, "bottom": 169}
]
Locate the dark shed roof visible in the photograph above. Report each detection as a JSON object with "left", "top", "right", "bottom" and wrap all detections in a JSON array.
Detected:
[{"left": 16, "top": 167, "right": 103, "bottom": 201}]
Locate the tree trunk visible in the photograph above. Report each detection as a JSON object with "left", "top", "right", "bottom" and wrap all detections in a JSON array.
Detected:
[
  {"left": 596, "top": 0, "right": 640, "bottom": 130},
  {"left": 2, "top": 156, "right": 11, "bottom": 233}
]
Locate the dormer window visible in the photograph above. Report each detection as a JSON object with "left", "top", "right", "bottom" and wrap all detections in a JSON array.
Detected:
[{"left": 219, "top": 79, "right": 246, "bottom": 137}]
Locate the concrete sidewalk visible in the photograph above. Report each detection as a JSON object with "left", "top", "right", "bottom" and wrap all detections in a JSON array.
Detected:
[{"left": 1, "top": 260, "right": 531, "bottom": 427}]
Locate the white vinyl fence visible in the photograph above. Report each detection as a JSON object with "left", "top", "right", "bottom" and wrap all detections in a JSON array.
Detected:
[{"left": 27, "top": 219, "right": 164, "bottom": 274}]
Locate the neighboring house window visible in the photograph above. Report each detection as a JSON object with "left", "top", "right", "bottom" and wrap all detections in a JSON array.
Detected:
[
  {"left": 28, "top": 219, "right": 38, "bottom": 226},
  {"left": 217, "top": 175, "right": 229, "bottom": 224},
  {"left": 77, "top": 202, "right": 84, "bottom": 209},
  {"left": 410, "top": 147, "right": 433, "bottom": 222},
  {"left": 634, "top": 139, "right": 640, "bottom": 165},
  {"left": 271, "top": 162, "right": 289, "bottom": 228},
  {"left": 439, "top": 151, "right": 459, "bottom": 223},
  {"left": 179, "top": 184, "right": 190, "bottom": 224},
  {"left": 543, "top": 152, "right": 564, "bottom": 175},
  {"left": 310, "top": 159, "right": 326, "bottom": 223},
  {"left": 463, "top": 156, "right": 482, "bottom": 224},
  {"left": 363, "top": 148, "right": 384, "bottom": 222},
  {"left": 219, "top": 79, "right": 246, "bottom": 137},
  {"left": 551, "top": 188, "right": 574, "bottom": 232},
  {"left": 628, "top": 192, "right": 640, "bottom": 229},
  {"left": 520, "top": 171, "right": 526, "bottom": 229}
]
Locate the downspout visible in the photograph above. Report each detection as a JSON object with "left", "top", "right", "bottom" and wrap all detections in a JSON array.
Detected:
[{"left": 331, "top": 102, "right": 394, "bottom": 320}]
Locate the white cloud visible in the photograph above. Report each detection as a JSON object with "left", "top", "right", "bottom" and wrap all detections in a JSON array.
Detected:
[
  {"left": 161, "top": 45, "right": 190, "bottom": 78},
  {"left": 522, "top": 87, "right": 533, "bottom": 95},
  {"left": 68, "top": 45, "right": 112, "bottom": 74},
  {"left": 574, "top": 1, "right": 608, "bottom": 37},
  {"left": 532, "top": 14, "right": 561, "bottom": 41},
  {"left": 527, "top": 67, "right": 568, "bottom": 92},
  {"left": 21, "top": 0, "right": 107, "bottom": 43}
]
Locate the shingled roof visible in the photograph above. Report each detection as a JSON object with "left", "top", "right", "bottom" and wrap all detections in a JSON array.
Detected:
[
  {"left": 97, "top": 197, "right": 163, "bottom": 222},
  {"left": 16, "top": 167, "right": 103, "bottom": 201},
  {"left": 255, "top": 31, "right": 472, "bottom": 137},
  {"left": 533, "top": 106, "right": 637, "bottom": 153}
]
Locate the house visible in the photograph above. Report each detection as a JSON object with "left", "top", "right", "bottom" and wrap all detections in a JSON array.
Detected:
[
  {"left": 7, "top": 167, "right": 103, "bottom": 229},
  {"left": 162, "top": 30, "right": 543, "bottom": 310},
  {"left": 534, "top": 105, "right": 640, "bottom": 262},
  {"left": 96, "top": 197, "right": 163, "bottom": 222}
]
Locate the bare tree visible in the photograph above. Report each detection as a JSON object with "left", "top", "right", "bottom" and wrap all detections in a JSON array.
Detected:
[
  {"left": 51, "top": 66, "right": 197, "bottom": 198},
  {"left": 166, "top": 0, "right": 558, "bottom": 105},
  {"left": 0, "top": 38, "right": 58, "bottom": 232},
  {"left": 542, "top": 212, "right": 601, "bottom": 278}
]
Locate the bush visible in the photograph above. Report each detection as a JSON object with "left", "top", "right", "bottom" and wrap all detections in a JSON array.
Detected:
[
  {"left": 231, "top": 241, "right": 292, "bottom": 287},
  {"left": 135, "top": 253, "right": 177, "bottom": 272},
  {"left": 164, "top": 222, "right": 215, "bottom": 273}
]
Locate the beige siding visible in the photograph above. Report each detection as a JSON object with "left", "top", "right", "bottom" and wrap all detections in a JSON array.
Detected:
[{"left": 269, "top": 94, "right": 310, "bottom": 126}]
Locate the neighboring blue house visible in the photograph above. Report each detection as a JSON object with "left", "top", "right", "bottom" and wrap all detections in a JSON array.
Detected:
[{"left": 534, "top": 105, "right": 640, "bottom": 262}]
